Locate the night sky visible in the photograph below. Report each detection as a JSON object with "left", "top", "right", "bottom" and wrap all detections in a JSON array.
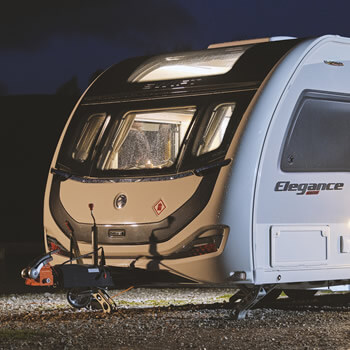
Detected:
[
  {"left": 1, "top": 0, "right": 350, "bottom": 289},
  {"left": 2, "top": 0, "right": 350, "bottom": 96}
]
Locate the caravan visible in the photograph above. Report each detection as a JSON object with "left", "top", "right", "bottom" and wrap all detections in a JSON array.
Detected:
[{"left": 26, "top": 35, "right": 350, "bottom": 317}]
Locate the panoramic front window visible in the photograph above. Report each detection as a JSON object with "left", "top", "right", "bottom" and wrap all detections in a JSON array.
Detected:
[
  {"left": 56, "top": 90, "right": 255, "bottom": 176},
  {"left": 97, "top": 107, "right": 195, "bottom": 170}
]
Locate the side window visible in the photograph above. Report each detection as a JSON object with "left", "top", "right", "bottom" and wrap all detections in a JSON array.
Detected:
[
  {"left": 196, "top": 103, "right": 236, "bottom": 156},
  {"left": 281, "top": 92, "right": 350, "bottom": 172}
]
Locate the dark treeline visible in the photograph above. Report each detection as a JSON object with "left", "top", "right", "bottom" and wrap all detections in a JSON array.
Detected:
[{"left": 0, "top": 95, "right": 78, "bottom": 247}]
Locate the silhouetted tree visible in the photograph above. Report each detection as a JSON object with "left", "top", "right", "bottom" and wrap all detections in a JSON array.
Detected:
[{"left": 56, "top": 76, "right": 80, "bottom": 97}]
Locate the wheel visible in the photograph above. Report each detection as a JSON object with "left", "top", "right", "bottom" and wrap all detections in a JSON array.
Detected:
[
  {"left": 284, "top": 289, "right": 317, "bottom": 300},
  {"left": 67, "top": 289, "right": 92, "bottom": 309}
]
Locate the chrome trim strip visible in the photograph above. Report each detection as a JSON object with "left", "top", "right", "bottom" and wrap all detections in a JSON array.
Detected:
[
  {"left": 51, "top": 158, "right": 231, "bottom": 183},
  {"left": 51, "top": 168, "right": 194, "bottom": 183}
]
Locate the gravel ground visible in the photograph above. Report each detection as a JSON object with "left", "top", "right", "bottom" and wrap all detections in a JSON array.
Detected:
[{"left": 1, "top": 288, "right": 350, "bottom": 349}]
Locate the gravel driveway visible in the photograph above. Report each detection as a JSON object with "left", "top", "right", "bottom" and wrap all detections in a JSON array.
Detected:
[{"left": 1, "top": 288, "right": 350, "bottom": 349}]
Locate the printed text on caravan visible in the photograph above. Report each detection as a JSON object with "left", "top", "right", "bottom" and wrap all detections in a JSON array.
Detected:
[{"left": 274, "top": 181, "right": 344, "bottom": 195}]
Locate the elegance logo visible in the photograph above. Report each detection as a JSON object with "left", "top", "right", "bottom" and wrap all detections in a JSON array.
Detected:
[{"left": 274, "top": 181, "right": 344, "bottom": 195}]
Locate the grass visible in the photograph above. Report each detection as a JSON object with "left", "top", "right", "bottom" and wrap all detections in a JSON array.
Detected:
[
  {"left": 0, "top": 328, "right": 50, "bottom": 341},
  {"left": 215, "top": 294, "right": 233, "bottom": 301}
]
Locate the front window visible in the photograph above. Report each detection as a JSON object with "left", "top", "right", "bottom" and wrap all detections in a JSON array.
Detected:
[
  {"left": 56, "top": 90, "right": 255, "bottom": 176},
  {"left": 97, "top": 107, "right": 195, "bottom": 170}
]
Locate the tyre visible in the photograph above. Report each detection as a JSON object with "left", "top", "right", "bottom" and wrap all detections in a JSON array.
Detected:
[{"left": 67, "top": 289, "right": 92, "bottom": 309}]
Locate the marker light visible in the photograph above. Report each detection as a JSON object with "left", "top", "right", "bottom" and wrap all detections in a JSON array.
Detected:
[
  {"left": 190, "top": 242, "right": 218, "bottom": 256},
  {"left": 169, "top": 233, "right": 223, "bottom": 259}
]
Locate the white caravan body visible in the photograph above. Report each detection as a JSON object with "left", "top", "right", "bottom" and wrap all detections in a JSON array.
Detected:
[{"left": 44, "top": 35, "right": 350, "bottom": 290}]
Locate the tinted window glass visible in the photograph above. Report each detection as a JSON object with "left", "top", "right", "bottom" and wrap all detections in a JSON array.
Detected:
[
  {"left": 196, "top": 103, "right": 235, "bottom": 156},
  {"left": 97, "top": 107, "right": 195, "bottom": 170},
  {"left": 282, "top": 92, "right": 350, "bottom": 172},
  {"left": 72, "top": 113, "right": 107, "bottom": 162}
]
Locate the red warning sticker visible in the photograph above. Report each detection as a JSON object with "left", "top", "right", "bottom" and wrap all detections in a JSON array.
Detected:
[{"left": 153, "top": 199, "right": 166, "bottom": 216}]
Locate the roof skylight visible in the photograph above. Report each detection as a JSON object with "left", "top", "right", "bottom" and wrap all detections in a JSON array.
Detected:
[{"left": 129, "top": 46, "right": 251, "bottom": 83}]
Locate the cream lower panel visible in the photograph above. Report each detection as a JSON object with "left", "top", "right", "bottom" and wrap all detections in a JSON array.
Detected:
[
  {"left": 46, "top": 212, "right": 222, "bottom": 259},
  {"left": 60, "top": 175, "right": 201, "bottom": 224},
  {"left": 48, "top": 225, "right": 230, "bottom": 284},
  {"left": 48, "top": 161, "right": 232, "bottom": 277}
]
